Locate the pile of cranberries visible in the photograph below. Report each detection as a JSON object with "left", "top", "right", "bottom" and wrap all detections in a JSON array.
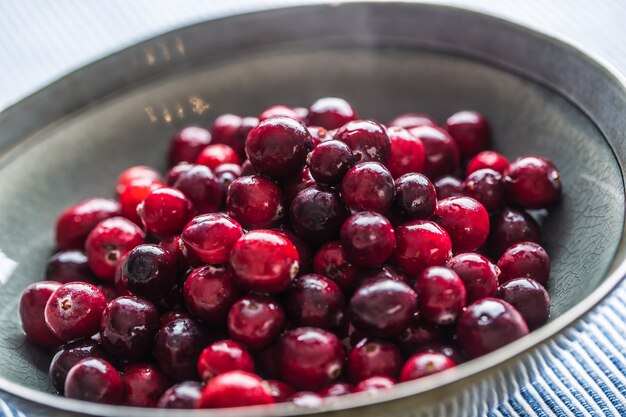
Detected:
[{"left": 19, "top": 97, "right": 561, "bottom": 409}]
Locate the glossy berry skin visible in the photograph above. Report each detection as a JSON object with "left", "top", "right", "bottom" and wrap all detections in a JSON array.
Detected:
[
  {"left": 466, "top": 151, "right": 510, "bottom": 176},
  {"left": 399, "top": 352, "right": 455, "bottom": 382},
  {"left": 433, "top": 197, "right": 490, "bottom": 253},
  {"left": 290, "top": 391, "right": 323, "bottom": 407},
  {"left": 319, "top": 382, "right": 352, "bottom": 397},
  {"left": 45, "top": 251, "right": 92, "bottom": 283},
  {"left": 349, "top": 278, "right": 417, "bottom": 338},
  {"left": 503, "top": 156, "right": 562, "bottom": 209},
  {"left": 275, "top": 229, "right": 313, "bottom": 274},
  {"left": 389, "top": 113, "right": 438, "bottom": 129},
  {"left": 120, "top": 363, "right": 170, "bottom": 407},
  {"left": 457, "top": 297, "right": 529, "bottom": 358},
  {"left": 19, "top": 281, "right": 62, "bottom": 348},
  {"left": 445, "top": 110, "right": 491, "bottom": 158},
  {"left": 290, "top": 186, "right": 348, "bottom": 245},
  {"left": 230, "top": 230, "right": 300, "bottom": 294},
  {"left": 214, "top": 163, "right": 242, "bottom": 193},
  {"left": 419, "top": 344, "right": 466, "bottom": 365},
  {"left": 393, "top": 173, "right": 437, "bottom": 219},
  {"left": 334, "top": 120, "right": 390, "bottom": 163},
  {"left": 307, "top": 126, "right": 331, "bottom": 146},
  {"left": 198, "top": 340, "right": 255, "bottom": 381},
  {"left": 497, "top": 241, "right": 550, "bottom": 287},
  {"left": 313, "top": 241, "right": 358, "bottom": 291},
  {"left": 49, "top": 340, "right": 111, "bottom": 393},
  {"left": 119, "top": 178, "right": 163, "bottom": 224},
  {"left": 434, "top": 175, "right": 464, "bottom": 199},
  {"left": 181, "top": 213, "right": 243, "bottom": 265},
  {"left": 308, "top": 97, "right": 357, "bottom": 130},
  {"left": 386, "top": 126, "right": 425, "bottom": 178},
  {"left": 183, "top": 266, "right": 241, "bottom": 325},
  {"left": 341, "top": 162, "right": 394, "bottom": 213},
  {"left": 65, "top": 358, "right": 123, "bottom": 404},
  {"left": 172, "top": 164, "right": 222, "bottom": 214},
  {"left": 259, "top": 105, "right": 303, "bottom": 122},
  {"left": 165, "top": 163, "right": 192, "bottom": 186},
  {"left": 285, "top": 274, "right": 345, "bottom": 329},
  {"left": 340, "top": 212, "right": 395, "bottom": 267},
  {"left": 99, "top": 296, "right": 160, "bottom": 359},
  {"left": 353, "top": 376, "right": 396, "bottom": 392},
  {"left": 488, "top": 208, "right": 542, "bottom": 257},
  {"left": 197, "top": 370, "right": 274, "bottom": 408},
  {"left": 245, "top": 116, "right": 311, "bottom": 179},
  {"left": 227, "top": 175, "right": 284, "bottom": 229},
  {"left": 227, "top": 295, "right": 286, "bottom": 351},
  {"left": 392, "top": 220, "right": 452, "bottom": 277},
  {"left": 463, "top": 168, "right": 506, "bottom": 213},
  {"left": 415, "top": 267, "right": 466, "bottom": 325},
  {"left": 116, "top": 166, "right": 162, "bottom": 196},
  {"left": 55, "top": 198, "right": 121, "bottom": 250},
  {"left": 446, "top": 253, "right": 499, "bottom": 303},
  {"left": 196, "top": 144, "right": 241, "bottom": 170},
  {"left": 397, "top": 321, "right": 441, "bottom": 356},
  {"left": 44, "top": 282, "right": 107, "bottom": 341},
  {"left": 120, "top": 244, "right": 177, "bottom": 303},
  {"left": 211, "top": 114, "right": 251, "bottom": 158},
  {"left": 496, "top": 278, "right": 550, "bottom": 329},
  {"left": 153, "top": 316, "right": 208, "bottom": 381},
  {"left": 277, "top": 327, "right": 344, "bottom": 391},
  {"left": 138, "top": 187, "right": 194, "bottom": 235},
  {"left": 358, "top": 265, "right": 409, "bottom": 287},
  {"left": 157, "top": 381, "right": 202, "bottom": 409},
  {"left": 308, "top": 140, "right": 355, "bottom": 185},
  {"left": 409, "top": 126, "right": 460, "bottom": 180},
  {"left": 348, "top": 340, "right": 402, "bottom": 383},
  {"left": 169, "top": 126, "right": 212, "bottom": 166},
  {"left": 281, "top": 167, "right": 317, "bottom": 203},
  {"left": 263, "top": 380, "right": 294, "bottom": 403}
]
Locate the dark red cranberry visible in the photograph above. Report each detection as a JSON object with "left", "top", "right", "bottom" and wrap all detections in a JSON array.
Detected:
[
  {"left": 409, "top": 126, "right": 460, "bottom": 180},
  {"left": 116, "top": 166, "right": 162, "bottom": 196},
  {"left": 340, "top": 212, "right": 395, "bottom": 267},
  {"left": 119, "top": 363, "right": 170, "bottom": 407},
  {"left": 183, "top": 265, "right": 240, "bottom": 325},
  {"left": 196, "top": 144, "right": 241, "bottom": 170},
  {"left": 227, "top": 295, "right": 285, "bottom": 351},
  {"left": 290, "top": 186, "right": 348, "bottom": 245},
  {"left": 257, "top": 345, "right": 280, "bottom": 379},
  {"left": 313, "top": 241, "right": 358, "bottom": 291},
  {"left": 358, "top": 265, "right": 408, "bottom": 287},
  {"left": 466, "top": 150, "right": 510, "bottom": 176},
  {"left": 353, "top": 376, "right": 395, "bottom": 392},
  {"left": 341, "top": 162, "right": 394, "bottom": 213},
  {"left": 181, "top": 213, "right": 243, "bottom": 265},
  {"left": 488, "top": 208, "right": 542, "bottom": 257},
  {"left": 214, "top": 163, "right": 242, "bottom": 193},
  {"left": 266, "top": 379, "right": 295, "bottom": 402},
  {"left": 290, "top": 391, "right": 323, "bottom": 407},
  {"left": 285, "top": 274, "right": 345, "bottom": 328},
  {"left": 393, "top": 173, "right": 437, "bottom": 219},
  {"left": 119, "top": 178, "right": 163, "bottom": 224},
  {"left": 19, "top": 281, "right": 62, "bottom": 348},
  {"left": 445, "top": 110, "right": 491, "bottom": 158},
  {"left": 277, "top": 327, "right": 344, "bottom": 390},
  {"left": 457, "top": 297, "right": 529, "bottom": 358},
  {"left": 399, "top": 352, "right": 455, "bottom": 381},
  {"left": 281, "top": 167, "right": 317, "bottom": 202},
  {"left": 240, "top": 159, "right": 257, "bottom": 176},
  {"left": 153, "top": 316, "right": 208, "bottom": 380},
  {"left": 246, "top": 116, "right": 310, "bottom": 179},
  {"left": 171, "top": 164, "right": 222, "bottom": 214},
  {"left": 308, "top": 140, "right": 356, "bottom": 185},
  {"left": 157, "top": 381, "right": 202, "bottom": 409},
  {"left": 348, "top": 340, "right": 402, "bottom": 383},
  {"left": 415, "top": 266, "right": 466, "bottom": 325},
  {"left": 227, "top": 175, "right": 284, "bottom": 229},
  {"left": 274, "top": 229, "right": 313, "bottom": 274},
  {"left": 230, "top": 230, "right": 300, "bottom": 294},
  {"left": 159, "top": 234, "right": 190, "bottom": 273},
  {"left": 137, "top": 187, "right": 194, "bottom": 235},
  {"left": 497, "top": 241, "right": 550, "bottom": 287},
  {"left": 49, "top": 340, "right": 112, "bottom": 393},
  {"left": 55, "top": 198, "right": 121, "bottom": 250},
  {"left": 65, "top": 358, "right": 123, "bottom": 404},
  {"left": 45, "top": 251, "right": 92, "bottom": 283},
  {"left": 496, "top": 278, "right": 550, "bottom": 329},
  {"left": 432, "top": 196, "right": 490, "bottom": 253},
  {"left": 307, "top": 126, "right": 330, "bottom": 146},
  {"left": 503, "top": 156, "right": 562, "bottom": 209},
  {"left": 44, "top": 282, "right": 107, "bottom": 341},
  {"left": 161, "top": 310, "right": 191, "bottom": 326},
  {"left": 308, "top": 97, "right": 357, "bottom": 130},
  {"left": 392, "top": 220, "right": 452, "bottom": 277},
  {"left": 197, "top": 370, "right": 274, "bottom": 408},
  {"left": 198, "top": 340, "right": 255, "bottom": 381},
  {"left": 397, "top": 321, "right": 441, "bottom": 356},
  {"left": 386, "top": 126, "right": 425, "bottom": 178},
  {"left": 319, "top": 382, "right": 352, "bottom": 397},
  {"left": 349, "top": 278, "right": 417, "bottom": 337},
  {"left": 165, "top": 163, "right": 192, "bottom": 186},
  {"left": 120, "top": 244, "right": 177, "bottom": 303},
  {"left": 211, "top": 114, "right": 248, "bottom": 158},
  {"left": 334, "top": 120, "right": 390, "bottom": 163},
  {"left": 446, "top": 252, "right": 499, "bottom": 303},
  {"left": 420, "top": 343, "right": 466, "bottom": 364},
  {"left": 169, "top": 126, "right": 212, "bottom": 166},
  {"left": 389, "top": 113, "right": 437, "bottom": 129},
  {"left": 259, "top": 105, "right": 303, "bottom": 122},
  {"left": 463, "top": 168, "right": 505, "bottom": 213},
  {"left": 434, "top": 175, "right": 464, "bottom": 199}
]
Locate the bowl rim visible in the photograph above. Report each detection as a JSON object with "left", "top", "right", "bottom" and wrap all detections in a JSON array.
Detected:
[{"left": 1, "top": 1, "right": 625, "bottom": 416}]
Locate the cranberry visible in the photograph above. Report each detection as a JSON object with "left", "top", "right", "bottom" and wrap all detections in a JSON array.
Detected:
[
  {"left": 393, "top": 173, "right": 437, "bottom": 219},
  {"left": 198, "top": 340, "right": 255, "bottom": 381},
  {"left": 183, "top": 266, "right": 240, "bottom": 325},
  {"left": 120, "top": 244, "right": 177, "bottom": 303},
  {"left": 157, "top": 381, "right": 202, "bottom": 409},
  {"left": 386, "top": 126, "right": 425, "bottom": 178},
  {"left": 445, "top": 110, "right": 491, "bottom": 158},
  {"left": 456, "top": 297, "right": 529, "bottom": 358},
  {"left": 290, "top": 186, "right": 348, "bottom": 244},
  {"left": 389, "top": 113, "right": 437, "bottom": 129},
  {"left": 116, "top": 166, "right": 162, "bottom": 196},
  {"left": 466, "top": 150, "right": 510, "bottom": 175},
  {"left": 434, "top": 175, "right": 464, "bottom": 199},
  {"left": 497, "top": 241, "right": 550, "bottom": 287},
  {"left": 211, "top": 114, "right": 250, "bottom": 158},
  {"left": 463, "top": 168, "right": 505, "bottom": 213},
  {"left": 349, "top": 278, "right": 417, "bottom": 337},
  {"left": 409, "top": 126, "right": 460, "bottom": 180},
  {"left": 340, "top": 212, "right": 395, "bottom": 267},
  {"left": 64, "top": 358, "right": 123, "bottom": 404},
  {"left": 240, "top": 159, "right": 257, "bottom": 176},
  {"left": 392, "top": 220, "right": 452, "bottom": 277},
  {"left": 348, "top": 340, "right": 402, "bottom": 383},
  {"left": 171, "top": 164, "right": 222, "bottom": 214},
  {"left": 197, "top": 370, "right": 274, "bottom": 408},
  {"left": 341, "top": 162, "right": 394, "bottom": 213},
  {"left": 308, "top": 97, "right": 357, "bottom": 130},
  {"left": 45, "top": 251, "right": 92, "bottom": 283},
  {"left": 319, "top": 382, "right": 352, "bottom": 397},
  {"left": 420, "top": 343, "right": 466, "bottom": 364},
  {"left": 49, "top": 340, "right": 112, "bottom": 393},
  {"left": 169, "top": 126, "right": 212, "bottom": 166},
  {"left": 358, "top": 265, "right": 409, "bottom": 287},
  {"left": 153, "top": 316, "right": 208, "bottom": 380},
  {"left": 432, "top": 196, "right": 490, "bottom": 253},
  {"left": 266, "top": 380, "right": 295, "bottom": 402},
  {"left": 334, "top": 120, "right": 390, "bottom": 163},
  {"left": 160, "top": 310, "right": 191, "bottom": 326},
  {"left": 119, "top": 178, "right": 163, "bottom": 224},
  {"left": 257, "top": 345, "right": 280, "bottom": 379},
  {"left": 488, "top": 208, "right": 542, "bottom": 257},
  {"left": 399, "top": 352, "right": 455, "bottom": 381},
  {"left": 19, "top": 281, "right": 62, "bottom": 348},
  {"left": 285, "top": 274, "right": 345, "bottom": 328},
  {"left": 214, "top": 163, "right": 242, "bottom": 193},
  {"left": 496, "top": 278, "right": 550, "bottom": 329},
  {"left": 446, "top": 253, "right": 499, "bottom": 303},
  {"left": 259, "top": 105, "right": 303, "bottom": 122},
  {"left": 503, "top": 156, "right": 562, "bottom": 209},
  {"left": 227, "top": 175, "right": 284, "bottom": 229},
  {"left": 246, "top": 116, "right": 310, "bottom": 178},
  {"left": 274, "top": 229, "right": 313, "bottom": 274},
  {"left": 227, "top": 295, "right": 285, "bottom": 350},
  {"left": 415, "top": 266, "right": 466, "bottom": 325},
  {"left": 165, "top": 163, "right": 192, "bottom": 186},
  {"left": 230, "top": 230, "right": 300, "bottom": 294},
  {"left": 313, "top": 241, "right": 358, "bottom": 291},
  {"left": 159, "top": 234, "right": 190, "bottom": 272},
  {"left": 353, "top": 376, "right": 395, "bottom": 392},
  {"left": 290, "top": 391, "right": 323, "bottom": 407},
  {"left": 307, "top": 126, "right": 331, "bottom": 146},
  {"left": 119, "top": 363, "right": 170, "bottom": 407},
  {"left": 308, "top": 140, "right": 356, "bottom": 185},
  {"left": 181, "top": 213, "right": 243, "bottom": 265},
  {"left": 196, "top": 144, "right": 241, "bottom": 170},
  {"left": 281, "top": 167, "right": 317, "bottom": 202},
  {"left": 397, "top": 321, "right": 441, "bottom": 356},
  {"left": 277, "top": 327, "right": 344, "bottom": 390},
  {"left": 55, "top": 198, "right": 121, "bottom": 250},
  {"left": 137, "top": 187, "right": 194, "bottom": 235}
]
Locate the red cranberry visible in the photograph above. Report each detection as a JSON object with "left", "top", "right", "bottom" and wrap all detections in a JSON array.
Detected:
[
  {"left": 349, "top": 278, "right": 417, "bottom": 337},
  {"left": 45, "top": 251, "right": 92, "bottom": 283},
  {"left": 341, "top": 162, "right": 394, "bottom": 213},
  {"left": 308, "top": 97, "right": 357, "bottom": 130},
  {"left": 196, "top": 144, "right": 241, "bottom": 170},
  {"left": 496, "top": 278, "right": 550, "bottom": 329},
  {"left": 393, "top": 173, "right": 437, "bottom": 219},
  {"left": 290, "top": 391, "right": 323, "bottom": 407},
  {"left": 409, "top": 126, "right": 460, "bottom": 180},
  {"left": 348, "top": 340, "right": 402, "bottom": 383},
  {"left": 392, "top": 220, "right": 452, "bottom": 277},
  {"left": 434, "top": 175, "right": 464, "bottom": 199},
  {"left": 294, "top": 107, "right": 309, "bottom": 120},
  {"left": 227, "top": 175, "right": 284, "bottom": 229},
  {"left": 419, "top": 343, "right": 466, "bottom": 364},
  {"left": 181, "top": 213, "right": 243, "bottom": 265},
  {"left": 160, "top": 310, "right": 191, "bottom": 326},
  {"left": 353, "top": 376, "right": 395, "bottom": 392},
  {"left": 445, "top": 110, "right": 491, "bottom": 158},
  {"left": 227, "top": 295, "right": 285, "bottom": 350},
  {"left": 290, "top": 186, "right": 348, "bottom": 245},
  {"left": 116, "top": 166, "right": 162, "bottom": 196},
  {"left": 274, "top": 228, "right": 313, "bottom": 274},
  {"left": 259, "top": 105, "right": 303, "bottom": 122},
  {"left": 230, "top": 230, "right": 300, "bottom": 293},
  {"left": 257, "top": 345, "right": 280, "bottom": 379},
  {"left": 397, "top": 321, "right": 441, "bottom": 356},
  {"left": 49, "top": 340, "right": 112, "bottom": 393},
  {"left": 65, "top": 358, "right": 123, "bottom": 404},
  {"left": 246, "top": 116, "right": 310, "bottom": 179},
  {"left": 120, "top": 244, "right": 177, "bottom": 303},
  {"left": 120, "top": 363, "right": 170, "bottom": 407},
  {"left": 19, "top": 281, "right": 62, "bottom": 348},
  {"left": 119, "top": 178, "right": 163, "bottom": 224},
  {"left": 171, "top": 164, "right": 222, "bottom": 214},
  {"left": 463, "top": 168, "right": 505, "bottom": 213},
  {"left": 415, "top": 266, "right": 466, "bottom": 325},
  {"left": 277, "top": 327, "right": 344, "bottom": 390},
  {"left": 308, "top": 140, "right": 356, "bottom": 185},
  {"left": 307, "top": 126, "right": 331, "bottom": 146},
  {"left": 55, "top": 198, "right": 121, "bottom": 250},
  {"left": 183, "top": 266, "right": 241, "bottom": 325},
  {"left": 214, "top": 163, "right": 242, "bottom": 193},
  {"left": 446, "top": 253, "right": 499, "bottom": 303},
  {"left": 281, "top": 167, "right": 317, "bottom": 202},
  {"left": 198, "top": 340, "right": 255, "bottom": 380},
  {"left": 240, "top": 159, "right": 257, "bottom": 176},
  {"left": 157, "top": 381, "right": 202, "bottom": 409},
  {"left": 358, "top": 265, "right": 409, "bottom": 287},
  {"left": 211, "top": 114, "right": 250, "bottom": 158},
  {"left": 457, "top": 297, "right": 529, "bottom": 358},
  {"left": 169, "top": 126, "right": 212, "bottom": 166},
  {"left": 285, "top": 274, "right": 345, "bottom": 328},
  {"left": 432, "top": 196, "right": 490, "bottom": 253},
  {"left": 399, "top": 352, "right": 455, "bottom": 382},
  {"left": 340, "top": 212, "right": 395, "bottom": 267},
  {"left": 319, "top": 382, "right": 352, "bottom": 397},
  {"left": 389, "top": 113, "right": 438, "bottom": 129},
  {"left": 488, "top": 208, "right": 542, "bottom": 257},
  {"left": 165, "top": 163, "right": 192, "bottom": 186},
  {"left": 503, "top": 156, "right": 562, "bottom": 209},
  {"left": 334, "top": 120, "right": 390, "bottom": 163},
  {"left": 44, "top": 282, "right": 107, "bottom": 341},
  {"left": 197, "top": 370, "right": 274, "bottom": 408},
  {"left": 137, "top": 187, "right": 194, "bottom": 235},
  {"left": 467, "top": 150, "right": 510, "bottom": 175},
  {"left": 313, "top": 241, "right": 358, "bottom": 291},
  {"left": 266, "top": 379, "right": 295, "bottom": 402},
  {"left": 497, "top": 241, "right": 550, "bottom": 286},
  {"left": 386, "top": 126, "right": 425, "bottom": 178},
  {"left": 153, "top": 316, "right": 208, "bottom": 380},
  {"left": 159, "top": 234, "right": 192, "bottom": 273}
]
